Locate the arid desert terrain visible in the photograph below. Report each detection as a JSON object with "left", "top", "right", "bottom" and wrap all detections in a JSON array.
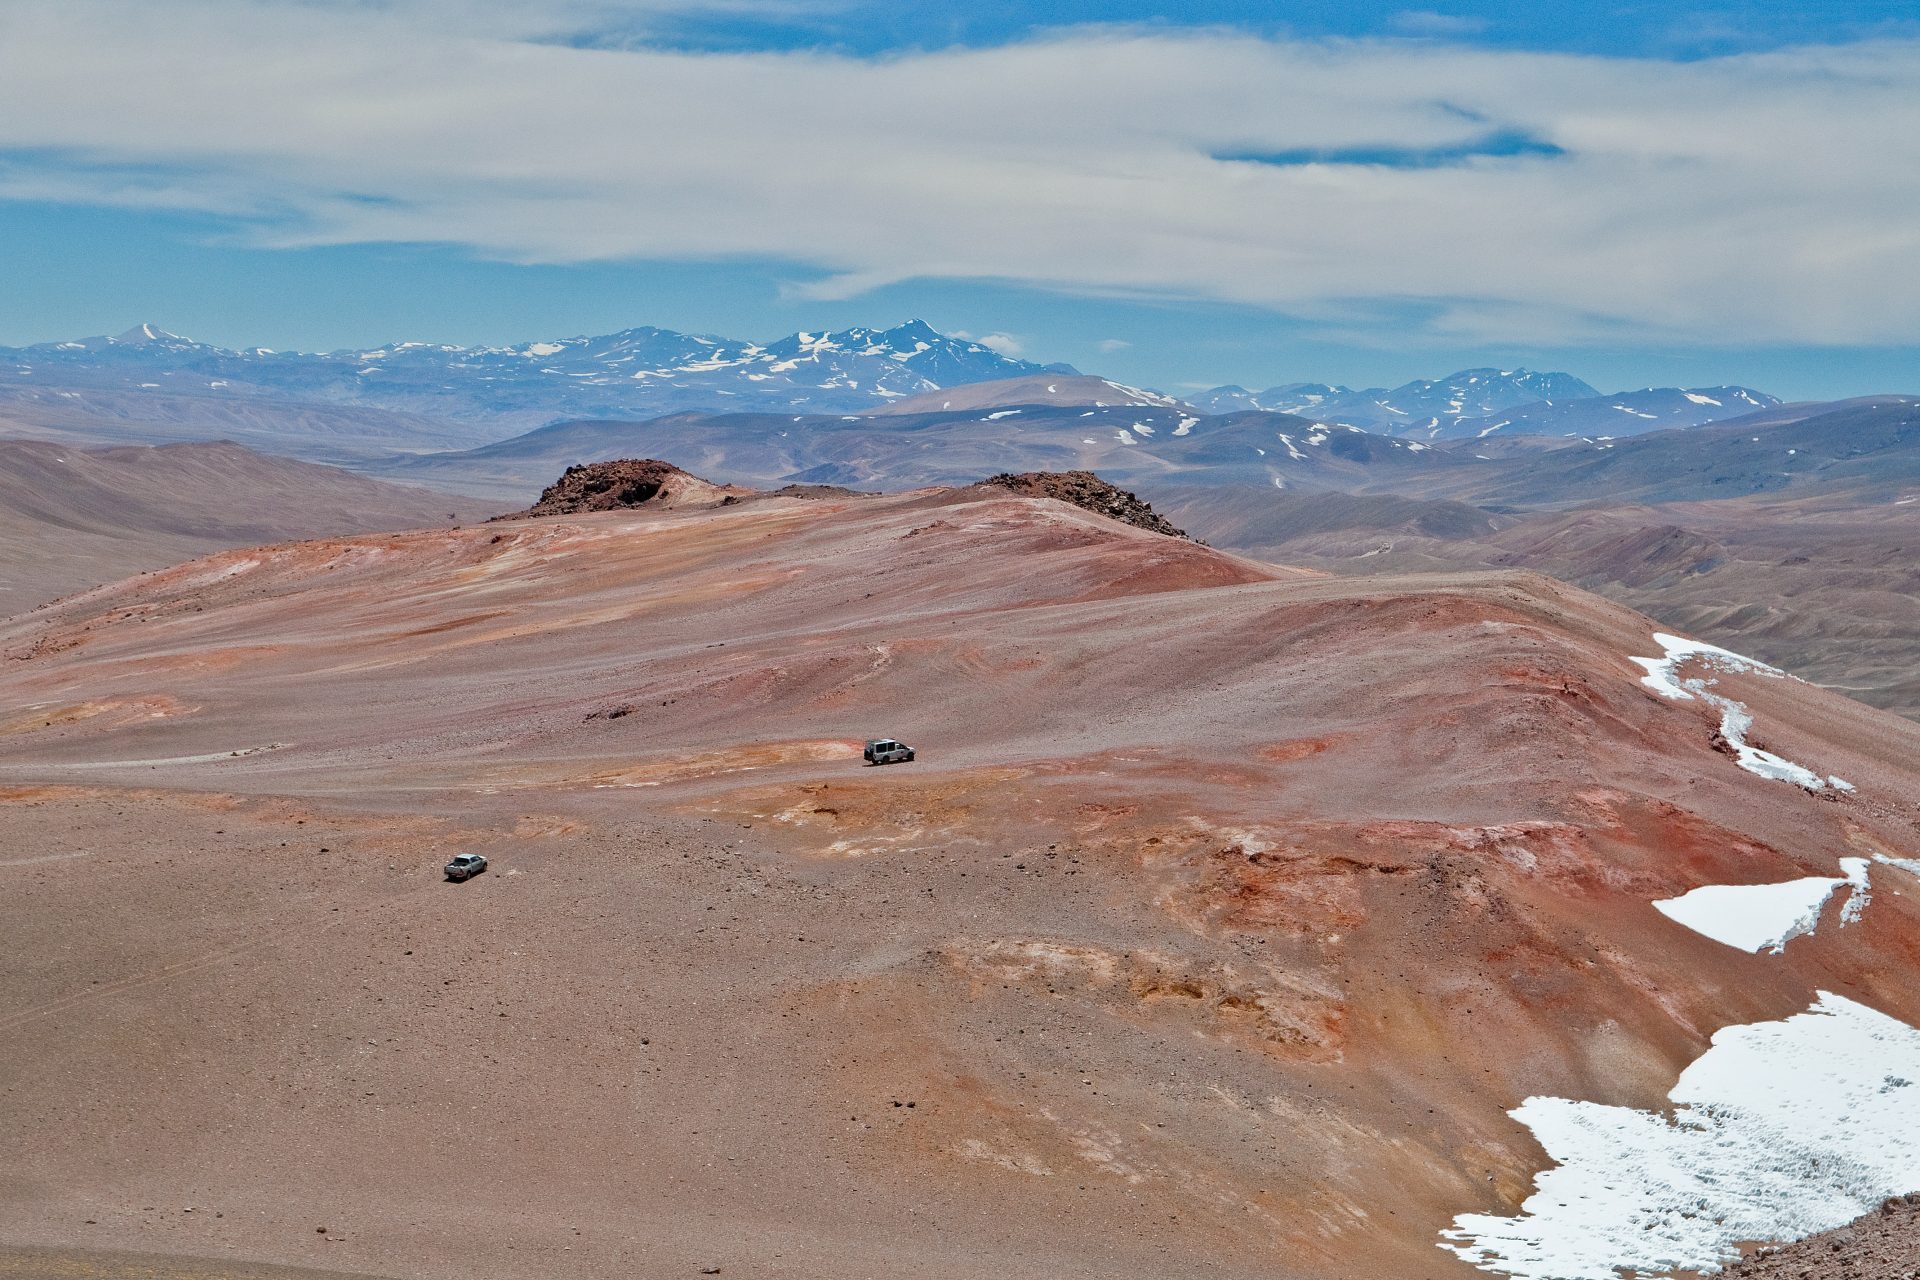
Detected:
[{"left": 4, "top": 477, "right": 1918, "bottom": 1279}]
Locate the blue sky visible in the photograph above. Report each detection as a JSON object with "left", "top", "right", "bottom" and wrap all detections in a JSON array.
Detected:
[
  {"left": 1, "top": 1, "right": 1917, "bottom": 398},
  {"left": 633, "top": 0, "right": 1920, "bottom": 58}
]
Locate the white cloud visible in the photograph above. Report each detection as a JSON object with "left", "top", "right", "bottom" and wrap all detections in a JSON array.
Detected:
[
  {"left": 1097, "top": 338, "right": 1132, "bottom": 353},
  {"left": 975, "top": 332, "right": 1024, "bottom": 357},
  {"left": 1, "top": 3, "right": 1918, "bottom": 346}
]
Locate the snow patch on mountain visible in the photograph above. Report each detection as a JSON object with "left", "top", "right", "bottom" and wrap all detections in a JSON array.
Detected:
[
  {"left": 1441, "top": 992, "right": 1920, "bottom": 1280},
  {"left": 1630, "top": 633, "right": 1851, "bottom": 791},
  {"left": 1653, "top": 858, "right": 1872, "bottom": 953}
]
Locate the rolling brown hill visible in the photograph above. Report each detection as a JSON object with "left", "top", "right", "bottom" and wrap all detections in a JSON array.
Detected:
[
  {"left": 2, "top": 481, "right": 1917, "bottom": 1280},
  {"left": 0, "top": 384, "right": 509, "bottom": 462},
  {"left": 1164, "top": 485, "right": 1920, "bottom": 720},
  {"left": 0, "top": 439, "right": 493, "bottom": 612}
]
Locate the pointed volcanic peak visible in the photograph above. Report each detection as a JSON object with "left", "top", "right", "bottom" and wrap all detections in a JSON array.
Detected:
[
  {"left": 27, "top": 323, "right": 215, "bottom": 355},
  {"left": 505, "top": 458, "right": 750, "bottom": 518},
  {"left": 869, "top": 373, "right": 1188, "bottom": 415},
  {"left": 111, "top": 322, "right": 200, "bottom": 348}
]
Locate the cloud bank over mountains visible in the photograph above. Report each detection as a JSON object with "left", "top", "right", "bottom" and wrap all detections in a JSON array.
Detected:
[{"left": 1, "top": 1, "right": 1917, "bottom": 348}]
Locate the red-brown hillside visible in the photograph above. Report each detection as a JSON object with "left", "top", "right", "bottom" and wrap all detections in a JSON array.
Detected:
[{"left": 1, "top": 483, "right": 1917, "bottom": 1280}]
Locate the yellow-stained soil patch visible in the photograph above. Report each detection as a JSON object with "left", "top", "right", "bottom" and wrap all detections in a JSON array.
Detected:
[
  {"left": 699, "top": 766, "right": 1029, "bottom": 858},
  {"left": 476, "top": 739, "right": 864, "bottom": 793},
  {"left": 1258, "top": 735, "right": 1344, "bottom": 763},
  {"left": 512, "top": 813, "right": 588, "bottom": 840},
  {"left": 947, "top": 937, "right": 1346, "bottom": 1060},
  {"left": 593, "top": 738, "right": 861, "bottom": 787},
  {"left": 0, "top": 694, "right": 195, "bottom": 737}
]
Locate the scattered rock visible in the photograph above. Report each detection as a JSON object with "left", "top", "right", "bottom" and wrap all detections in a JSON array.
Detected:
[
  {"left": 767, "top": 483, "right": 868, "bottom": 499},
  {"left": 1715, "top": 1195, "right": 1920, "bottom": 1278}
]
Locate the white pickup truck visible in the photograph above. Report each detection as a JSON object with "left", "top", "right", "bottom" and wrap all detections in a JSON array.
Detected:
[{"left": 444, "top": 852, "right": 489, "bottom": 882}]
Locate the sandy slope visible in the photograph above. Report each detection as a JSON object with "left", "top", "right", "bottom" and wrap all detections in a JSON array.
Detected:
[
  {"left": 1168, "top": 486, "right": 1920, "bottom": 720},
  {"left": 0, "top": 440, "right": 494, "bottom": 612},
  {"left": 2, "top": 487, "right": 1918, "bottom": 1280}
]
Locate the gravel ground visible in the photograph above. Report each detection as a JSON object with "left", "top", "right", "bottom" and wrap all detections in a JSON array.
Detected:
[{"left": 1719, "top": 1197, "right": 1920, "bottom": 1279}]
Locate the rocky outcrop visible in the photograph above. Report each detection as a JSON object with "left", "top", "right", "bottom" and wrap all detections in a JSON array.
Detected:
[
  {"left": 977, "top": 470, "right": 1187, "bottom": 538},
  {"left": 503, "top": 458, "right": 741, "bottom": 518}
]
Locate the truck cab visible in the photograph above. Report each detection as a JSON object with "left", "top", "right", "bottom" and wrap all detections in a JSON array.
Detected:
[{"left": 864, "top": 738, "right": 915, "bottom": 765}]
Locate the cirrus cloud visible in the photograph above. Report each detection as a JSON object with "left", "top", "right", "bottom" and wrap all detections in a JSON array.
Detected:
[{"left": 0, "top": 1, "right": 1916, "bottom": 347}]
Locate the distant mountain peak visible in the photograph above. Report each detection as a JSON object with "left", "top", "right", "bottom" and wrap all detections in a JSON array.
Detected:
[{"left": 113, "top": 323, "right": 194, "bottom": 346}]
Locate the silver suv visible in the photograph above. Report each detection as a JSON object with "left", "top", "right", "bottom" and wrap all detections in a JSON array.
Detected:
[
  {"left": 444, "top": 852, "right": 488, "bottom": 882},
  {"left": 864, "top": 738, "right": 915, "bottom": 765}
]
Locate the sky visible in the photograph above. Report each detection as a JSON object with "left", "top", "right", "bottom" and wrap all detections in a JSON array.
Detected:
[{"left": 1, "top": 0, "right": 1917, "bottom": 398}]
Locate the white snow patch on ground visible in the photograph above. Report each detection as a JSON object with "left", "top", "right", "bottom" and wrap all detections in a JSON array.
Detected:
[
  {"left": 1442, "top": 992, "right": 1920, "bottom": 1279},
  {"left": 984, "top": 409, "right": 1021, "bottom": 420},
  {"left": 1685, "top": 392, "right": 1723, "bottom": 406},
  {"left": 1130, "top": 420, "right": 1155, "bottom": 436},
  {"left": 1653, "top": 858, "right": 1872, "bottom": 953},
  {"left": 1102, "top": 379, "right": 1178, "bottom": 407},
  {"left": 1629, "top": 633, "right": 1848, "bottom": 791},
  {"left": 1840, "top": 856, "right": 1873, "bottom": 924},
  {"left": 1173, "top": 416, "right": 1198, "bottom": 436}
]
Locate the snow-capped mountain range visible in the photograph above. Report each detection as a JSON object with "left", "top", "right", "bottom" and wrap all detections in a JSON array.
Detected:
[
  {"left": 1, "top": 320, "right": 1070, "bottom": 422},
  {"left": 1192, "top": 369, "right": 1599, "bottom": 422},
  {"left": 2, "top": 323, "right": 1778, "bottom": 444},
  {"left": 1193, "top": 369, "right": 1778, "bottom": 440}
]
